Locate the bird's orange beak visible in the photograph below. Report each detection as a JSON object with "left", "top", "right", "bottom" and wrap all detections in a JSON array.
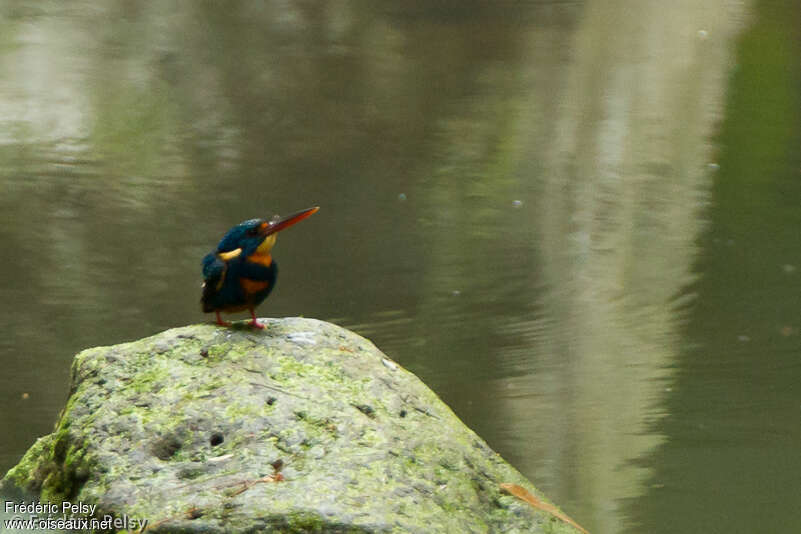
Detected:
[{"left": 262, "top": 206, "right": 319, "bottom": 236}]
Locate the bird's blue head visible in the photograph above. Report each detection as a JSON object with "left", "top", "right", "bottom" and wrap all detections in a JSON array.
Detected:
[
  {"left": 217, "top": 218, "right": 271, "bottom": 257},
  {"left": 215, "top": 207, "right": 320, "bottom": 258}
]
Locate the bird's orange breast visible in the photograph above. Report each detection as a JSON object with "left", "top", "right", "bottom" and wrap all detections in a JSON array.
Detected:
[
  {"left": 247, "top": 253, "right": 273, "bottom": 267},
  {"left": 240, "top": 278, "right": 270, "bottom": 294}
]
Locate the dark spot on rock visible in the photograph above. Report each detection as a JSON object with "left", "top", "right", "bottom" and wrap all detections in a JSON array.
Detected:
[
  {"left": 200, "top": 349, "right": 209, "bottom": 357},
  {"left": 69, "top": 470, "right": 90, "bottom": 500},
  {"left": 414, "top": 406, "right": 438, "bottom": 418},
  {"left": 479, "top": 470, "right": 495, "bottom": 482},
  {"left": 178, "top": 467, "right": 205, "bottom": 480},
  {"left": 210, "top": 433, "right": 224, "bottom": 447},
  {"left": 473, "top": 440, "right": 488, "bottom": 451},
  {"left": 53, "top": 433, "right": 70, "bottom": 463},
  {"left": 413, "top": 483, "right": 433, "bottom": 496},
  {"left": 186, "top": 507, "right": 203, "bottom": 519},
  {"left": 399, "top": 409, "right": 407, "bottom": 418},
  {"left": 352, "top": 404, "right": 375, "bottom": 418},
  {"left": 151, "top": 436, "right": 182, "bottom": 460},
  {"left": 271, "top": 458, "right": 284, "bottom": 472},
  {"left": 294, "top": 410, "right": 307, "bottom": 420},
  {"left": 438, "top": 459, "right": 457, "bottom": 471},
  {"left": 267, "top": 397, "right": 277, "bottom": 406}
]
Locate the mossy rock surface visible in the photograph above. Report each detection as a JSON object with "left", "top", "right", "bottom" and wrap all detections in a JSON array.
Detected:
[{"left": 2, "top": 318, "right": 579, "bottom": 533}]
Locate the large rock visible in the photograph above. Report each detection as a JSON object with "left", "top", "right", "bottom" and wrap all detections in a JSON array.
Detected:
[{"left": 2, "top": 318, "right": 580, "bottom": 533}]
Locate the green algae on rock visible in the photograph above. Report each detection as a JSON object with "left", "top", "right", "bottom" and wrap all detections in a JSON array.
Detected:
[{"left": 1, "top": 318, "right": 581, "bottom": 533}]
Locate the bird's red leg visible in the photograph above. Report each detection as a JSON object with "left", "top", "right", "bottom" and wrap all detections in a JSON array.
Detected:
[
  {"left": 215, "top": 311, "right": 231, "bottom": 327},
  {"left": 248, "top": 307, "right": 265, "bottom": 329}
]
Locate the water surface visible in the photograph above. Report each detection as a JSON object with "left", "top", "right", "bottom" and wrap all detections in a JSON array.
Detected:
[{"left": 2, "top": 2, "right": 800, "bottom": 533}]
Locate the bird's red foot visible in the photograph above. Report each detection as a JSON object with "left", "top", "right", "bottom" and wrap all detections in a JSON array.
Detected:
[
  {"left": 248, "top": 319, "right": 266, "bottom": 329},
  {"left": 215, "top": 311, "right": 231, "bottom": 327},
  {"left": 248, "top": 308, "right": 265, "bottom": 329}
]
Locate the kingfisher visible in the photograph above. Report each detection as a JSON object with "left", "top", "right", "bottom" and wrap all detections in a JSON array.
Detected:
[{"left": 201, "top": 206, "right": 319, "bottom": 328}]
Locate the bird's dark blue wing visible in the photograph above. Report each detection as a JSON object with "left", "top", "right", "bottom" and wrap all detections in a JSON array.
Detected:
[
  {"left": 201, "top": 253, "right": 227, "bottom": 312},
  {"left": 202, "top": 253, "right": 224, "bottom": 280}
]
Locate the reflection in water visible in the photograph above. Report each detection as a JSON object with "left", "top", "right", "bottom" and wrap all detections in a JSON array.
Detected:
[
  {"left": 628, "top": 1, "right": 801, "bottom": 532},
  {"left": 3, "top": 2, "right": 792, "bottom": 533},
  {"left": 513, "top": 3, "right": 749, "bottom": 532}
]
